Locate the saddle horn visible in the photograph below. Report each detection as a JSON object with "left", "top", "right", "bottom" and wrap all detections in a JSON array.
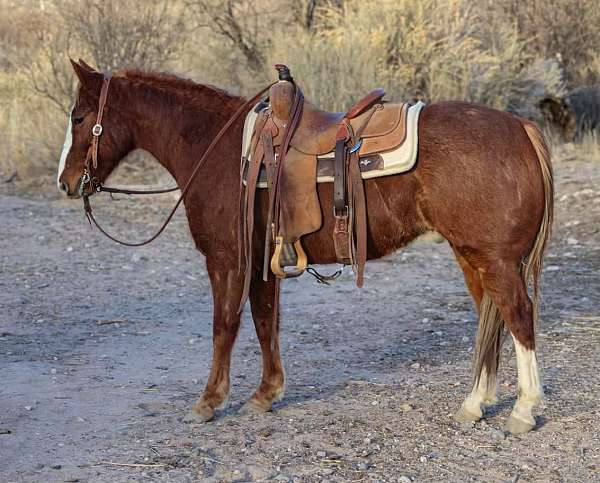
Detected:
[{"left": 274, "top": 64, "right": 294, "bottom": 83}]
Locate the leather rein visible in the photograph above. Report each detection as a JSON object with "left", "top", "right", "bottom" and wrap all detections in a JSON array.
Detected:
[{"left": 80, "top": 75, "right": 272, "bottom": 247}]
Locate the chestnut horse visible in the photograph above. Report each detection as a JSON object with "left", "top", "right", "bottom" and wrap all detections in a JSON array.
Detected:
[{"left": 58, "top": 60, "right": 553, "bottom": 434}]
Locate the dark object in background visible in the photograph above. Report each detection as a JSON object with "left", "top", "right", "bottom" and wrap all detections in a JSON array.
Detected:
[{"left": 539, "top": 86, "right": 600, "bottom": 142}]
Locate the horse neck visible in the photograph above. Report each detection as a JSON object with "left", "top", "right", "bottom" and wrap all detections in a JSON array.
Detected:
[{"left": 120, "top": 79, "right": 244, "bottom": 196}]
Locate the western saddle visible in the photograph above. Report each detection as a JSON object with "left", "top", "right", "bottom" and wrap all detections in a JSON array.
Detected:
[{"left": 240, "top": 65, "right": 409, "bottom": 304}]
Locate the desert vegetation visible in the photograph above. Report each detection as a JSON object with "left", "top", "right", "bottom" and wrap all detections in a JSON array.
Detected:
[{"left": 1, "top": 0, "right": 599, "bottom": 181}]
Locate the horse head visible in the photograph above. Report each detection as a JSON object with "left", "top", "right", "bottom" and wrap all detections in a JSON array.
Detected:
[{"left": 57, "top": 59, "right": 134, "bottom": 198}]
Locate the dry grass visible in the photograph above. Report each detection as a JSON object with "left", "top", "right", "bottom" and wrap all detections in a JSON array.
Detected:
[
  {"left": 0, "top": 0, "right": 598, "bottom": 182},
  {"left": 551, "top": 131, "right": 600, "bottom": 165}
]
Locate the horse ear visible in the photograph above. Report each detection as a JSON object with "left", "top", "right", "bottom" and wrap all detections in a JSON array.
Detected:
[
  {"left": 70, "top": 58, "right": 103, "bottom": 95},
  {"left": 77, "top": 58, "right": 97, "bottom": 72}
]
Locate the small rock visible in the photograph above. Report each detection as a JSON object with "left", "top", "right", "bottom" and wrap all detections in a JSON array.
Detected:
[
  {"left": 400, "top": 403, "right": 413, "bottom": 412},
  {"left": 567, "top": 237, "right": 580, "bottom": 245},
  {"left": 490, "top": 428, "right": 506, "bottom": 440},
  {"left": 131, "top": 252, "right": 149, "bottom": 263},
  {"left": 247, "top": 465, "right": 268, "bottom": 480},
  {"left": 24, "top": 406, "right": 33, "bottom": 411},
  {"left": 50, "top": 464, "right": 62, "bottom": 470},
  {"left": 410, "top": 362, "right": 421, "bottom": 369},
  {"left": 356, "top": 461, "right": 371, "bottom": 470},
  {"left": 316, "top": 450, "right": 327, "bottom": 458},
  {"left": 460, "top": 421, "right": 475, "bottom": 430},
  {"left": 322, "top": 468, "right": 334, "bottom": 476},
  {"left": 399, "top": 477, "right": 412, "bottom": 483},
  {"left": 419, "top": 455, "right": 428, "bottom": 463}
]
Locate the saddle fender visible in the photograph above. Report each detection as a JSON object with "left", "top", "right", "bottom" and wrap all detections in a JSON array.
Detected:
[{"left": 279, "top": 147, "right": 322, "bottom": 241}]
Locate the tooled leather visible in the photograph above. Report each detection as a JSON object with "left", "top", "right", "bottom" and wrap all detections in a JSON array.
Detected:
[{"left": 333, "top": 215, "right": 351, "bottom": 263}]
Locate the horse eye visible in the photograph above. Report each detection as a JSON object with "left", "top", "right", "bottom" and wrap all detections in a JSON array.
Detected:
[{"left": 73, "top": 116, "right": 84, "bottom": 125}]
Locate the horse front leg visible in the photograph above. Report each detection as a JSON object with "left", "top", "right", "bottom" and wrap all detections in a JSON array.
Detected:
[
  {"left": 184, "top": 265, "right": 243, "bottom": 423},
  {"left": 241, "top": 275, "right": 285, "bottom": 414}
]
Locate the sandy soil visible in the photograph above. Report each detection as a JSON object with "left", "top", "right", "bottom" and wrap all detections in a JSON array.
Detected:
[{"left": 1, "top": 159, "right": 599, "bottom": 482}]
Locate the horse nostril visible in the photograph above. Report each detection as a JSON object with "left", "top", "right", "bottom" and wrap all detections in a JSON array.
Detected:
[{"left": 60, "top": 182, "right": 68, "bottom": 193}]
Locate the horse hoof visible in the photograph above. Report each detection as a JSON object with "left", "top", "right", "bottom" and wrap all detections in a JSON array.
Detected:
[
  {"left": 183, "top": 406, "right": 214, "bottom": 424},
  {"left": 505, "top": 415, "right": 535, "bottom": 435},
  {"left": 454, "top": 406, "right": 482, "bottom": 423},
  {"left": 240, "top": 399, "right": 271, "bottom": 415}
]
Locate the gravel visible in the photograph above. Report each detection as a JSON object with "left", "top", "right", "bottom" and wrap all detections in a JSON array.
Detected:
[{"left": 1, "top": 159, "right": 599, "bottom": 481}]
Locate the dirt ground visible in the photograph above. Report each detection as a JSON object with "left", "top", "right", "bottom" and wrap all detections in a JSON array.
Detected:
[{"left": 1, "top": 157, "right": 599, "bottom": 483}]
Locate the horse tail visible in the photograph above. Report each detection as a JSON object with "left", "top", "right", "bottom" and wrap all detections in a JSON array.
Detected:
[
  {"left": 521, "top": 120, "right": 554, "bottom": 322},
  {"left": 474, "top": 120, "right": 554, "bottom": 385}
]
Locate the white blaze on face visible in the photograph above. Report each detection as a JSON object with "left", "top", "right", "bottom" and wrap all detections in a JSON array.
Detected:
[{"left": 57, "top": 107, "right": 74, "bottom": 191}]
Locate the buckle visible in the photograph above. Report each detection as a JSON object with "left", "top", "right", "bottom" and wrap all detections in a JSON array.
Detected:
[
  {"left": 349, "top": 138, "right": 363, "bottom": 154},
  {"left": 333, "top": 205, "right": 349, "bottom": 217},
  {"left": 92, "top": 124, "right": 103, "bottom": 136}
]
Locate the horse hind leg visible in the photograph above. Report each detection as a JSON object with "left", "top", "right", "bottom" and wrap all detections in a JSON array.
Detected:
[
  {"left": 451, "top": 246, "right": 484, "bottom": 308},
  {"left": 480, "top": 262, "right": 543, "bottom": 434},
  {"left": 506, "top": 332, "right": 543, "bottom": 434},
  {"left": 452, "top": 249, "right": 499, "bottom": 423}
]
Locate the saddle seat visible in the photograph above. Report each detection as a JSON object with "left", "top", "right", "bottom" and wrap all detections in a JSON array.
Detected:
[{"left": 269, "top": 81, "right": 407, "bottom": 157}]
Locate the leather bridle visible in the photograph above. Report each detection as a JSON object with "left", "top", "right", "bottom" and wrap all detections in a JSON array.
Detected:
[
  {"left": 82, "top": 75, "right": 111, "bottom": 190},
  {"left": 79, "top": 74, "right": 273, "bottom": 246},
  {"left": 79, "top": 74, "right": 179, "bottom": 198}
]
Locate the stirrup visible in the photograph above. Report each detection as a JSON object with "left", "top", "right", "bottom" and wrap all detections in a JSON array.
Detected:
[{"left": 270, "top": 237, "right": 308, "bottom": 278}]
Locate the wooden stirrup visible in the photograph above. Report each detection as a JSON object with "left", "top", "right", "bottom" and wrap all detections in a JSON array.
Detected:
[{"left": 270, "top": 237, "right": 308, "bottom": 278}]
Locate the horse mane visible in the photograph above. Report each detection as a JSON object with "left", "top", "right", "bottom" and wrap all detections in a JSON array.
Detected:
[{"left": 117, "top": 69, "right": 243, "bottom": 111}]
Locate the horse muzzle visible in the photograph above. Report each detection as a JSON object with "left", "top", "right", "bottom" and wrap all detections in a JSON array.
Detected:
[{"left": 59, "top": 173, "right": 95, "bottom": 199}]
